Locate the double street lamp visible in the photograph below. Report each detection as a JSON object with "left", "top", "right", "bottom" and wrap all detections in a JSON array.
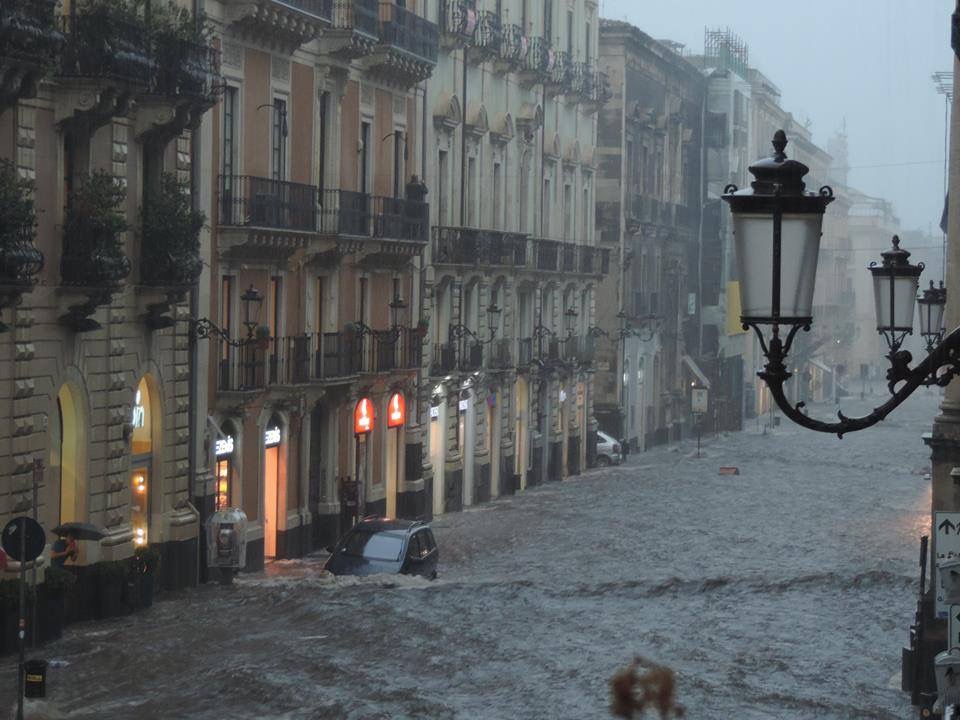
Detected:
[{"left": 724, "top": 130, "right": 957, "bottom": 438}]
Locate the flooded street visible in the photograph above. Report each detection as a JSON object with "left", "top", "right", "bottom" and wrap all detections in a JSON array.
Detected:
[{"left": 1, "top": 387, "right": 937, "bottom": 719}]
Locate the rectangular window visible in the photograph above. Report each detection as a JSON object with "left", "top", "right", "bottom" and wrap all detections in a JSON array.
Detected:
[
  {"left": 221, "top": 276, "right": 233, "bottom": 359},
  {"left": 318, "top": 91, "right": 328, "bottom": 193},
  {"left": 582, "top": 186, "right": 590, "bottom": 242},
  {"left": 222, "top": 87, "right": 237, "bottom": 179},
  {"left": 360, "top": 121, "right": 371, "bottom": 194},
  {"left": 438, "top": 149, "right": 449, "bottom": 225},
  {"left": 393, "top": 130, "right": 405, "bottom": 198},
  {"left": 544, "top": 0, "right": 552, "bottom": 44},
  {"left": 566, "top": 10, "right": 572, "bottom": 54},
  {"left": 269, "top": 276, "right": 281, "bottom": 339},
  {"left": 585, "top": 21, "right": 591, "bottom": 60},
  {"left": 466, "top": 156, "right": 477, "bottom": 226},
  {"left": 492, "top": 162, "right": 502, "bottom": 229},
  {"left": 271, "top": 98, "right": 287, "bottom": 181},
  {"left": 563, "top": 183, "right": 572, "bottom": 240},
  {"left": 543, "top": 178, "right": 551, "bottom": 237},
  {"left": 316, "top": 277, "right": 326, "bottom": 333},
  {"left": 359, "top": 277, "right": 369, "bottom": 325},
  {"left": 392, "top": 277, "right": 401, "bottom": 305}
]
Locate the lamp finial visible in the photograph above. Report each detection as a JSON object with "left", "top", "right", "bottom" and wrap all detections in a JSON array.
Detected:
[{"left": 772, "top": 130, "right": 787, "bottom": 161}]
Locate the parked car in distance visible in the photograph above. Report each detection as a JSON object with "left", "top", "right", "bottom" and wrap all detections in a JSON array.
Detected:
[
  {"left": 596, "top": 430, "right": 622, "bottom": 467},
  {"left": 324, "top": 517, "right": 439, "bottom": 579}
]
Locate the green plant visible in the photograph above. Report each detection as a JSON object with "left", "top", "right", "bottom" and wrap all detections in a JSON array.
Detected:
[
  {"left": 61, "top": 170, "right": 131, "bottom": 286},
  {"left": 0, "top": 160, "right": 36, "bottom": 239},
  {"left": 140, "top": 173, "right": 204, "bottom": 286},
  {"left": 134, "top": 544, "right": 161, "bottom": 576}
]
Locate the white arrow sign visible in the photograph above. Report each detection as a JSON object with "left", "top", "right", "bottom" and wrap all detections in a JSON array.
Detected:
[{"left": 936, "top": 511, "right": 960, "bottom": 618}]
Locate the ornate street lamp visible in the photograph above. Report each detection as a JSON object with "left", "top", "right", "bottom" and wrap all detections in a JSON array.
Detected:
[
  {"left": 724, "top": 130, "right": 960, "bottom": 437},
  {"left": 918, "top": 280, "right": 947, "bottom": 352},
  {"left": 193, "top": 284, "right": 265, "bottom": 345}
]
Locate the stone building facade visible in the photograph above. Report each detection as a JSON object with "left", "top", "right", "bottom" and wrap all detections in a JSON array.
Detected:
[
  {"left": 200, "top": 0, "right": 438, "bottom": 569},
  {"left": 0, "top": 0, "right": 218, "bottom": 589},
  {"left": 422, "top": 0, "right": 610, "bottom": 513},
  {"left": 595, "top": 20, "right": 705, "bottom": 452}
]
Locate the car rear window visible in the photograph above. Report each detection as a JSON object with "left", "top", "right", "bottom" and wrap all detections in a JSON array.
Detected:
[{"left": 342, "top": 531, "right": 404, "bottom": 561}]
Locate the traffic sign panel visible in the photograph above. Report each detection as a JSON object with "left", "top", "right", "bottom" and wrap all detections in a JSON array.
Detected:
[
  {"left": 935, "top": 511, "right": 960, "bottom": 618},
  {"left": 1, "top": 517, "right": 45, "bottom": 563}
]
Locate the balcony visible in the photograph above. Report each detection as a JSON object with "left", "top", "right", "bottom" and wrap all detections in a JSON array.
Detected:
[
  {"left": 562, "top": 335, "right": 595, "bottom": 365},
  {"left": 58, "top": 11, "right": 156, "bottom": 89},
  {"left": 518, "top": 36, "right": 549, "bottom": 86},
  {"left": 325, "top": 0, "right": 379, "bottom": 58},
  {"left": 152, "top": 34, "right": 220, "bottom": 107},
  {"left": 496, "top": 23, "right": 526, "bottom": 70},
  {"left": 224, "top": 0, "right": 331, "bottom": 50},
  {"left": 220, "top": 175, "right": 318, "bottom": 232},
  {"left": 0, "top": 0, "right": 63, "bottom": 110},
  {"left": 368, "top": 2, "right": 438, "bottom": 87},
  {"left": 534, "top": 238, "right": 559, "bottom": 271},
  {"left": 218, "top": 331, "right": 360, "bottom": 392},
  {"left": 432, "top": 341, "right": 457, "bottom": 375},
  {"left": 580, "top": 66, "right": 611, "bottom": 110},
  {"left": 560, "top": 242, "right": 576, "bottom": 272},
  {"left": 359, "top": 327, "right": 423, "bottom": 373},
  {"left": 431, "top": 337, "right": 482, "bottom": 374},
  {"left": 545, "top": 50, "right": 571, "bottom": 96},
  {"left": 470, "top": 10, "right": 500, "bottom": 62},
  {"left": 440, "top": 0, "right": 476, "bottom": 49},
  {"left": 433, "top": 226, "right": 528, "bottom": 267}
]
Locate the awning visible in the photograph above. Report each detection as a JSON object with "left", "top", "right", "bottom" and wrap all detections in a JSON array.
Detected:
[{"left": 682, "top": 355, "right": 711, "bottom": 389}]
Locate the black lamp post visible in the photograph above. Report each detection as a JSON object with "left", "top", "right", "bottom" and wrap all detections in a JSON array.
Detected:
[
  {"left": 724, "top": 130, "right": 960, "bottom": 437},
  {"left": 918, "top": 280, "right": 947, "bottom": 352}
]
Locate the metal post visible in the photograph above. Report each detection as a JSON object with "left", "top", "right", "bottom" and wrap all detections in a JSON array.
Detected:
[
  {"left": 30, "top": 460, "right": 41, "bottom": 649},
  {"left": 355, "top": 434, "right": 362, "bottom": 520},
  {"left": 17, "top": 516, "right": 26, "bottom": 720}
]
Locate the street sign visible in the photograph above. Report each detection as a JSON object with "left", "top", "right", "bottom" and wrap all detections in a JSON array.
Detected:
[
  {"left": 935, "top": 511, "right": 960, "bottom": 618},
  {"left": 950, "top": 605, "right": 960, "bottom": 650},
  {"left": 2, "top": 517, "right": 45, "bottom": 562},
  {"left": 692, "top": 388, "right": 708, "bottom": 414}
]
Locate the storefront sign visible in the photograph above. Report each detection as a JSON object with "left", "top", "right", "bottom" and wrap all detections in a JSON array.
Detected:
[
  {"left": 132, "top": 389, "right": 145, "bottom": 428},
  {"left": 215, "top": 436, "right": 235, "bottom": 456},
  {"left": 387, "top": 393, "right": 406, "bottom": 428},
  {"left": 354, "top": 398, "right": 374, "bottom": 435},
  {"left": 264, "top": 426, "right": 281, "bottom": 446}
]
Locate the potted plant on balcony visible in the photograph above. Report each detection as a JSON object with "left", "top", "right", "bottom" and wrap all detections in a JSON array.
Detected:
[
  {"left": 140, "top": 173, "right": 204, "bottom": 288},
  {"left": 61, "top": 170, "right": 131, "bottom": 289},
  {"left": 0, "top": 159, "right": 43, "bottom": 292},
  {"left": 150, "top": 1, "right": 215, "bottom": 99}
]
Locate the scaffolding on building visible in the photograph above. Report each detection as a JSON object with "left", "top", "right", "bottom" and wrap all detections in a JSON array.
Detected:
[{"left": 703, "top": 27, "right": 749, "bottom": 79}]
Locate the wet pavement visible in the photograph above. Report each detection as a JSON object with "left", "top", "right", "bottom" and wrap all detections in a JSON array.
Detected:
[{"left": 0, "top": 385, "right": 940, "bottom": 719}]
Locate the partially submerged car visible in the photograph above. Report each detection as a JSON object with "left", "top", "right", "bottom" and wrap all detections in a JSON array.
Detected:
[
  {"left": 324, "top": 517, "right": 439, "bottom": 579},
  {"left": 596, "top": 430, "right": 623, "bottom": 466}
]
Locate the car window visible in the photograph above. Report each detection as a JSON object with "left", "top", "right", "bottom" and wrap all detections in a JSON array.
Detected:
[
  {"left": 421, "top": 530, "right": 436, "bottom": 554},
  {"left": 342, "top": 531, "right": 404, "bottom": 561},
  {"left": 406, "top": 533, "right": 422, "bottom": 559}
]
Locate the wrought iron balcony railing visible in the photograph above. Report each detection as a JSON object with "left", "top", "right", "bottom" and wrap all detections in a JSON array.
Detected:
[
  {"left": 520, "top": 36, "right": 549, "bottom": 79},
  {"left": 546, "top": 49, "right": 571, "bottom": 92},
  {"left": 378, "top": 2, "right": 439, "bottom": 64},
  {"left": 220, "top": 175, "right": 318, "bottom": 232},
  {"left": 440, "top": 0, "right": 476, "bottom": 44},
  {"left": 560, "top": 242, "right": 576, "bottom": 272},
  {"left": 280, "top": 0, "right": 334, "bottom": 21},
  {"left": 471, "top": 10, "right": 500, "bottom": 59},
  {"left": 534, "top": 238, "right": 559, "bottom": 271},
  {"left": 433, "top": 226, "right": 528, "bottom": 266},
  {"left": 517, "top": 337, "right": 533, "bottom": 366},
  {"left": 582, "top": 67, "right": 611, "bottom": 107},
  {"left": 58, "top": 11, "right": 156, "bottom": 87},
  {"left": 488, "top": 338, "right": 512, "bottom": 369},
  {"left": 579, "top": 246, "right": 596, "bottom": 274},
  {"left": 0, "top": 226, "right": 44, "bottom": 289},
  {"left": 498, "top": 23, "right": 526, "bottom": 67},
  {"left": 332, "top": 0, "right": 379, "bottom": 36},
  {"left": 358, "top": 327, "right": 422, "bottom": 372}
]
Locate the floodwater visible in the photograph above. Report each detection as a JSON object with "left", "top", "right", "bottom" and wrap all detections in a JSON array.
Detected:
[{"left": 1, "top": 385, "right": 938, "bottom": 719}]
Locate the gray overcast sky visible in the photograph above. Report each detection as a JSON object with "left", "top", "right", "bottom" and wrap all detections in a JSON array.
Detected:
[{"left": 601, "top": 0, "right": 953, "bottom": 234}]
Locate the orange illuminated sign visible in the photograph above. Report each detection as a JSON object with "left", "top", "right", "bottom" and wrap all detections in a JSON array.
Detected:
[
  {"left": 387, "top": 393, "right": 406, "bottom": 428},
  {"left": 354, "top": 397, "right": 374, "bottom": 435}
]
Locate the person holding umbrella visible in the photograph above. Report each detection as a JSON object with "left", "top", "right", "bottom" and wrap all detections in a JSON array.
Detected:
[{"left": 49, "top": 529, "right": 77, "bottom": 568}]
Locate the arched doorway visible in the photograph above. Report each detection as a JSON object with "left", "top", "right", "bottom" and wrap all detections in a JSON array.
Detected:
[
  {"left": 130, "top": 375, "right": 159, "bottom": 547},
  {"left": 263, "top": 414, "right": 285, "bottom": 559},
  {"left": 514, "top": 377, "right": 529, "bottom": 490},
  {"left": 52, "top": 383, "right": 87, "bottom": 527}
]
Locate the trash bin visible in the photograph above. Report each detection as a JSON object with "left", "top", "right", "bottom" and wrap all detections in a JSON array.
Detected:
[{"left": 24, "top": 659, "right": 47, "bottom": 698}]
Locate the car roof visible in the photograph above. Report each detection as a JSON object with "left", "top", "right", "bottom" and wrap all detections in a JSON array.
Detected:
[{"left": 352, "top": 517, "right": 429, "bottom": 535}]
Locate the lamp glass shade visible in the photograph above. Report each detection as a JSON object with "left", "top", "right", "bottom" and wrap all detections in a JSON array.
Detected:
[
  {"left": 918, "top": 298, "right": 945, "bottom": 338},
  {"left": 732, "top": 212, "right": 823, "bottom": 323},
  {"left": 872, "top": 273, "right": 918, "bottom": 333}
]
